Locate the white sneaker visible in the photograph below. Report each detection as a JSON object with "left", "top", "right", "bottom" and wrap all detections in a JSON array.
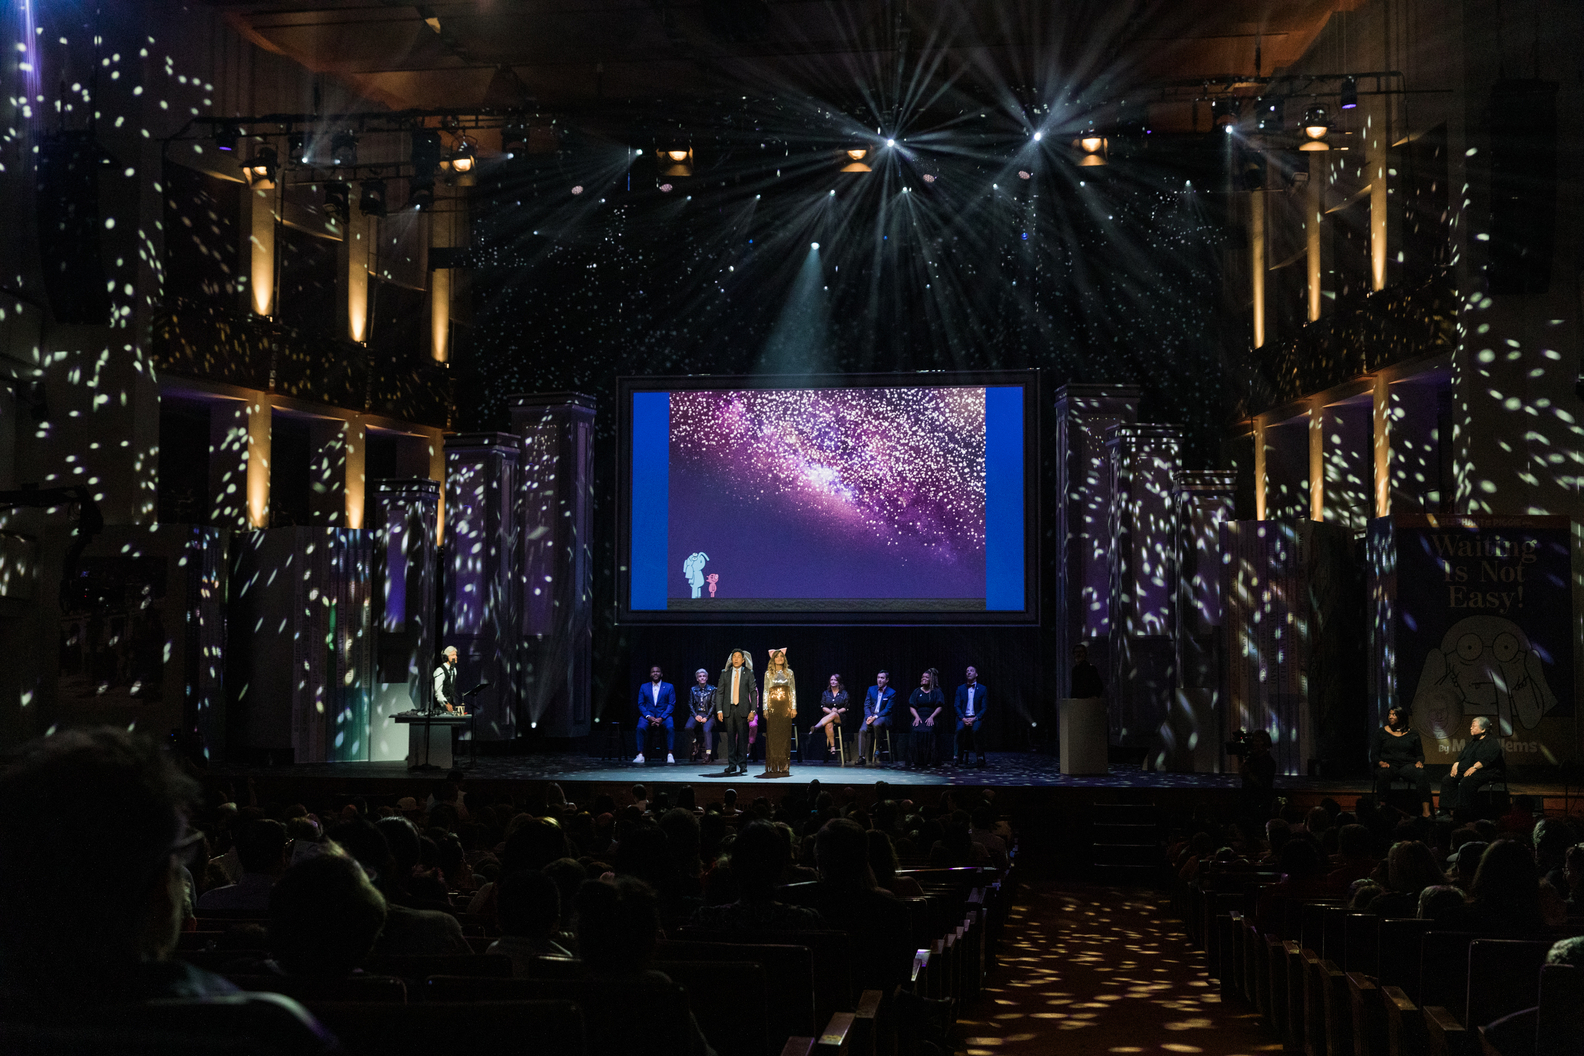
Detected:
[
  {"left": 666, "top": 753, "right": 675, "bottom": 764},
  {"left": 633, "top": 753, "right": 645, "bottom": 764}
]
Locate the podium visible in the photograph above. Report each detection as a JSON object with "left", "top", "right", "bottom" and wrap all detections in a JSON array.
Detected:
[
  {"left": 1059, "top": 698, "right": 1109, "bottom": 775},
  {"left": 393, "top": 713, "right": 472, "bottom": 770}
]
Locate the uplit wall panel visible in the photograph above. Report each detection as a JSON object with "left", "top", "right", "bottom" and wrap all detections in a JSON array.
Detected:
[
  {"left": 1105, "top": 422, "right": 1181, "bottom": 753},
  {"left": 1053, "top": 384, "right": 1140, "bottom": 699},
  {"left": 443, "top": 433, "right": 518, "bottom": 741},
  {"left": 227, "top": 527, "right": 374, "bottom": 763},
  {"left": 1170, "top": 470, "right": 1238, "bottom": 772},
  {"left": 1220, "top": 519, "right": 1360, "bottom": 776},
  {"left": 370, "top": 477, "right": 439, "bottom": 760},
  {"left": 509, "top": 394, "right": 595, "bottom": 739}
]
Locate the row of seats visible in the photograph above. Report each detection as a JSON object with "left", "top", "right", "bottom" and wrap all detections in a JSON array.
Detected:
[
  {"left": 1180, "top": 866, "right": 1584, "bottom": 1056},
  {"left": 178, "top": 862, "right": 1013, "bottom": 1056}
]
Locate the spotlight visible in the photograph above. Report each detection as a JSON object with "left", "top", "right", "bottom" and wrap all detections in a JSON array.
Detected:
[
  {"left": 840, "top": 146, "right": 871, "bottom": 173},
  {"left": 1256, "top": 97, "right": 1285, "bottom": 132},
  {"left": 657, "top": 141, "right": 693, "bottom": 178},
  {"left": 1079, "top": 134, "right": 1104, "bottom": 154},
  {"left": 921, "top": 173, "right": 936, "bottom": 183},
  {"left": 1076, "top": 130, "right": 1106, "bottom": 166},
  {"left": 288, "top": 132, "right": 309, "bottom": 164},
  {"left": 659, "top": 183, "right": 674, "bottom": 193},
  {"left": 216, "top": 121, "right": 241, "bottom": 152},
  {"left": 409, "top": 128, "right": 441, "bottom": 209},
  {"left": 1299, "top": 105, "right": 1331, "bottom": 150},
  {"left": 358, "top": 178, "right": 387, "bottom": 217},
  {"left": 1211, "top": 97, "right": 1242, "bottom": 128},
  {"left": 243, "top": 146, "right": 278, "bottom": 185},
  {"left": 1017, "top": 170, "right": 1032, "bottom": 180},
  {"left": 1340, "top": 76, "right": 1359, "bottom": 110},
  {"left": 810, "top": 242, "right": 819, "bottom": 250},
  {"left": 1032, "top": 130, "right": 1043, "bottom": 141},
  {"left": 324, "top": 181, "right": 351, "bottom": 223},
  {"left": 450, "top": 138, "right": 475, "bottom": 174},
  {"left": 885, "top": 137, "right": 895, "bottom": 147},
  {"left": 330, "top": 130, "right": 358, "bottom": 167},
  {"left": 571, "top": 185, "right": 584, "bottom": 195}
]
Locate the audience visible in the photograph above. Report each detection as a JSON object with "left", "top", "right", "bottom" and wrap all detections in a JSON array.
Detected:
[
  {"left": 197, "top": 818, "right": 288, "bottom": 914},
  {"left": 796, "top": 819, "right": 913, "bottom": 991},
  {"left": 689, "top": 820, "right": 824, "bottom": 934},
  {"left": 267, "top": 852, "right": 388, "bottom": 976},
  {"left": 330, "top": 817, "right": 470, "bottom": 956},
  {"left": 487, "top": 870, "right": 573, "bottom": 972},
  {"left": 1367, "top": 840, "right": 1446, "bottom": 918},
  {"left": 869, "top": 828, "right": 925, "bottom": 898}
]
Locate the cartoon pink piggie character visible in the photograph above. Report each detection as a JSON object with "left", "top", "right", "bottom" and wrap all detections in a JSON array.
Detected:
[{"left": 706, "top": 573, "right": 719, "bottom": 598}]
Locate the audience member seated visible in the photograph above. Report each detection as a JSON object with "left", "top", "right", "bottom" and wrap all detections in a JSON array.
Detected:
[
  {"left": 330, "top": 818, "right": 470, "bottom": 956},
  {"left": 197, "top": 818, "right": 289, "bottom": 915},
  {"left": 1415, "top": 883, "right": 1468, "bottom": 922},
  {"left": 1532, "top": 817, "right": 1575, "bottom": 893},
  {"left": 1470, "top": 935, "right": 1584, "bottom": 1056},
  {"left": 0, "top": 727, "right": 331, "bottom": 1050},
  {"left": 930, "top": 810, "right": 992, "bottom": 868},
  {"left": 578, "top": 877, "right": 717, "bottom": 1056},
  {"left": 1348, "top": 880, "right": 1385, "bottom": 912},
  {"left": 1254, "top": 837, "right": 1332, "bottom": 932},
  {"left": 689, "top": 820, "right": 825, "bottom": 934},
  {"left": 267, "top": 852, "right": 389, "bottom": 976},
  {"left": 1324, "top": 824, "right": 1379, "bottom": 892},
  {"left": 487, "top": 870, "right": 573, "bottom": 973},
  {"left": 1448, "top": 836, "right": 1488, "bottom": 889},
  {"left": 376, "top": 816, "right": 453, "bottom": 911},
  {"left": 1440, "top": 838, "right": 1546, "bottom": 933},
  {"left": 616, "top": 822, "right": 704, "bottom": 928},
  {"left": 1367, "top": 840, "right": 1447, "bottom": 918},
  {"left": 868, "top": 829, "right": 925, "bottom": 898},
  {"left": 1562, "top": 845, "right": 1584, "bottom": 914},
  {"left": 795, "top": 819, "right": 912, "bottom": 991}
]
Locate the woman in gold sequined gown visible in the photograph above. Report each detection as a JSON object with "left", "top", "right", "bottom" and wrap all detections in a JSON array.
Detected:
[{"left": 760, "top": 647, "right": 797, "bottom": 777}]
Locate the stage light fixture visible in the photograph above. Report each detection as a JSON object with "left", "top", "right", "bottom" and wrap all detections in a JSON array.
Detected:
[
  {"left": 840, "top": 146, "right": 871, "bottom": 173},
  {"left": 1212, "top": 97, "right": 1242, "bottom": 128},
  {"left": 408, "top": 128, "right": 441, "bottom": 209},
  {"left": 1079, "top": 134, "right": 1104, "bottom": 154},
  {"left": 1018, "top": 170, "right": 1032, "bottom": 179},
  {"left": 659, "top": 183, "right": 674, "bottom": 193},
  {"left": 885, "top": 138, "right": 895, "bottom": 147},
  {"left": 810, "top": 242, "right": 819, "bottom": 250},
  {"left": 288, "top": 132, "right": 309, "bottom": 164},
  {"left": 1299, "top": 105, "right": 1332, "bottom": 150},
  {"left": 1032, "top": 130, "right": 1043, "bottom": 141},
  {"left": 216, "top": 121, "right": 241, "bottom": 152},
  {"left": 921, "top": 173, "right": 937, "bottom": 183},
  {"left": 1256, "top": 97, "right": 1285, "bottom": 132},
  {"left": 324, "top": 181, "right": 351, "bottom": 223},
  {"left": 330, "top": 130, "right": 358, "bottom": 167},
  {"left": 657, "top": 142, "right": 693, "bottom": 178},
  {"left": 1340, "top": 76, "right": 1359, "bottom": 110},
  {"left": 243, "top": 146, "right": 278, "bottom": 185},
  {"left": 1076, "top": 130, "right": 1107, "bottom": 167},
  {"left": 450, "top": 138, "right": 476, "bottom": 174},
  {"left": 846, "top": 148, "right": 868, "bottom": 160},
  {"left": 358, "top": 178, "right": 387, "bottom": 217}
]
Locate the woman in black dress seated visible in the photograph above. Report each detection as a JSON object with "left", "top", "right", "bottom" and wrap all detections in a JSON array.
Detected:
[{"left": 1370, "top": 707, "right": 1431, "bottom": 817}]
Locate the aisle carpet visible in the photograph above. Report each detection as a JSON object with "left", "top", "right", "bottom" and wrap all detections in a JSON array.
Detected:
[{"left": 956, "top": 882, "right": 1277, "bottom": 1056}]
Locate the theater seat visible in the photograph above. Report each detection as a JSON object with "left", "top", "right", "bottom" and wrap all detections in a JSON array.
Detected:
[{"left": 307, "top": 1000, "right": 584, "bottom": 1056}]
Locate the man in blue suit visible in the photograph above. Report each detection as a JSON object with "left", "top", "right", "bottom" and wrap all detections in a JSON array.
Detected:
[
  {"left": 858, "top": 671, "right": 895, "bottom": 766},
  {"left": 634, "top": 665, "right": 676, "bottom": 764},
  {"left": 955, "top": 666, "right": 988, "bottom": 768}
]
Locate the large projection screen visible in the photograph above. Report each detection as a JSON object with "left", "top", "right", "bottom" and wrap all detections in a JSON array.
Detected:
[{"left": 618, "top": 371, "right": 1038, "bottom": 624}]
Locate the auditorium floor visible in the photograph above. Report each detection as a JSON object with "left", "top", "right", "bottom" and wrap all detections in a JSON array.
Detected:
[{"left": 958, "top": 882, "right": 1274, "bottom": 1056}]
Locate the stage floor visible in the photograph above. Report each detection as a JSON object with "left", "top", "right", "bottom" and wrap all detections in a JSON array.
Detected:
[{"left": 205, "top": 751, "right": 1579, "bottom": 801}]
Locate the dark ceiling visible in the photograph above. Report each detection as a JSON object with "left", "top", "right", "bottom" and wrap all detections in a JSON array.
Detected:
[{"left": 211, "top": 0, "right": 1360, "bottom": 127}]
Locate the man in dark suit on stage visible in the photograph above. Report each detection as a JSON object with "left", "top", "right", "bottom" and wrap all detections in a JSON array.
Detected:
[
  {"left": 955, "top": 666, "right": 989, "bottom": 768},
  {"left": 633, "top": 665, "right": 676, "bottom": 765},
  {"left": 858, "top": 671, "right": 894, "bottom": 766},
  {"left": 715, "top": 649, "right": 758, "bottom": 776},
  {"left": 1440, "top": 715, "right": 1504, "bottom": 818}
]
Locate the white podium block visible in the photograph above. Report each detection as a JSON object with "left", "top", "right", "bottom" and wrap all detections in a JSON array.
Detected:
[
  {"left": 1059, "top": 697, "right": 1109, "bottom": 775},
  {"left": 408, "top": 722, "right": 453, "bottom": 769}
]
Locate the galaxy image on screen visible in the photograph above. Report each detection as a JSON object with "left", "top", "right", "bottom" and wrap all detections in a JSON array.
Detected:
[{"left": 667, "top": 387, "right": 987, "bottom": 602}]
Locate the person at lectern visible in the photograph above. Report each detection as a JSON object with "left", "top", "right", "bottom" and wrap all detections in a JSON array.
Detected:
[
  {"left": 715, "top": 649, "right": 758, "bottom": 777},
  {"left": 1370, "top": 707, "right": 1432, "bottom": 817},
  {"left": 1071, "top": 644, "right": 1104, "bottom": 699},
  {"left": 432, "top": 646, "right": 459, "bottom": 713},
  {"left": 760, "top": 648, "right": 797, "bottom": 778},
  {"left": 1440, "top": 716, "right": 1505, "bottom": 819},
  {"left": 684, "top": 668, "right": 717, "bottom": 763},
  {"left": 955, "top": 666, "right": 988, "bottom": 768},
  {"left": 633, "top": 666, "right": 676, "bottom": 765}
]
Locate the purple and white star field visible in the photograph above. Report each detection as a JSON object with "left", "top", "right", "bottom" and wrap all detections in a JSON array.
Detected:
[{"left": 667, "top": 387, "right": 988, "bottom": 600}]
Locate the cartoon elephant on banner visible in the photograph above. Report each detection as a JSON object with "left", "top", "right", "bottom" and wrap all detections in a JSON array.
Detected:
[
  {"left": 682, "top": 552, "right": 709, "bottom": 599},
  {"left": 1410, "top": 615, "right": 1558, "bottom": 738}
]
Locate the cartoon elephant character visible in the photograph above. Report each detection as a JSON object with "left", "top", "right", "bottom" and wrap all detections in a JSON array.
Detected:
[
  {"left": 1410, "top": 615, "right": 1558, "bottom": 737},
  {"left": 682, "top": 552, "right": 709, "bottom": 599}
]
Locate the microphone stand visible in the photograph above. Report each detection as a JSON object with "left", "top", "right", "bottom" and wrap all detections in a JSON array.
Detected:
[{"left": 460, "top": 682, "right": 489, "bottom": 769}]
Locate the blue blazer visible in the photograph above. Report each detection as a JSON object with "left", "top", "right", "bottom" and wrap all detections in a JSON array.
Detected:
[
  {"left": 864, "top": 686, "right": 895, "bottom": 723},
  {"left": 638, "top": 681, "right": 676, "bottom": 722},
  {"left": 955, "top": 683, "right": 988, "bottom": 724}
]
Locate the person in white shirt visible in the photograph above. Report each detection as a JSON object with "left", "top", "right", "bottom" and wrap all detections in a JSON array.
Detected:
[{"left": 432, "top": 646, "right": 459, "bottom": 713}]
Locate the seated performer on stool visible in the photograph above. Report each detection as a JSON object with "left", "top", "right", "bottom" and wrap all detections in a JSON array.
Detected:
[
  {"left": 955, "top": 665, "right": 988, "bottom": 768},
  {"left": 858, "top": 671, "right": 894, "bottom": 766},
  {"left": 633, "top": 665, "right": 676, "bottom": 765},
  {"left": 684, "top": 668, "right": 717, "bottom": 763},
  {"left": 1370, "top": 707, "right": 1432, "bottom": 817},
  {"left": 1440, "top": 716, "right": 1505, "bottom": 818},
  {"left": 809, "top": 674, "right": 850, "bottom": 759}
]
